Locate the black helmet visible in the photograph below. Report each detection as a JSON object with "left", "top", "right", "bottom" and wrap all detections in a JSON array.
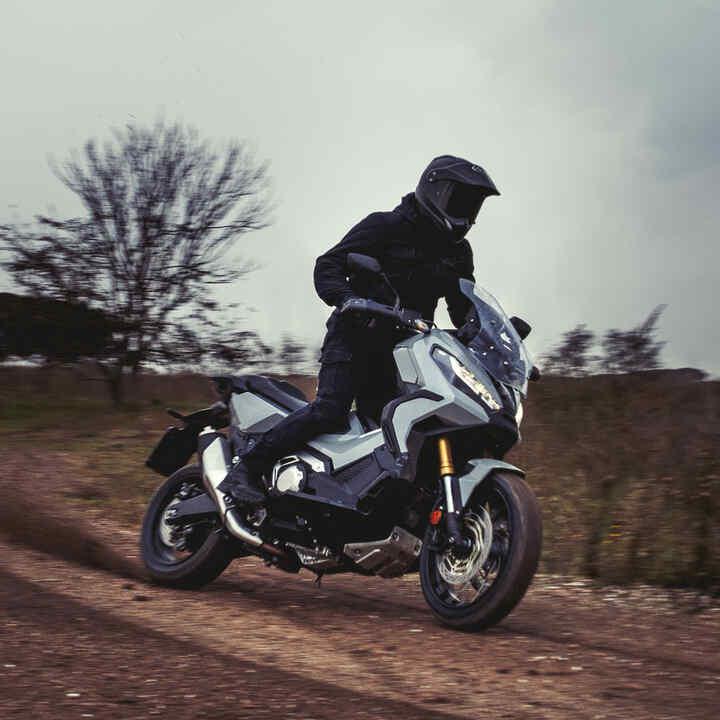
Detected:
[{"left": 415, "top": 155, "right": 500, "bottom": 240}]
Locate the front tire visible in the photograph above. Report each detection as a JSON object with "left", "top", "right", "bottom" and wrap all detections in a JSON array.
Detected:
[
  {"left": 140, "top": 464, "right": 233, "bottom": 588},
  {"left": 420, "top": 471, "right": 542, "bottom": 631}
]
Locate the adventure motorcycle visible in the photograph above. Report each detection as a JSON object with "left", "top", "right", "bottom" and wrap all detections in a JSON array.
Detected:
[{"left": 141, "top": 254, "right": 542, "bottom": 630}]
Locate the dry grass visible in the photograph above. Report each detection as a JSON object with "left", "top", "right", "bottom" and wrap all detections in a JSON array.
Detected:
[
  {"left": 1, "top": 365, "right": 717, "bottom": 592},
  {"left": 0, "top": 366, "right": 317, "bottom": 526},
  {"left": 509, "top": 373, "right": 720, "bottom": 591}
]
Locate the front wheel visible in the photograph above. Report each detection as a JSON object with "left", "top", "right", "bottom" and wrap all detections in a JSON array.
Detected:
[
  {"left": 140, "top": 464, "right": 233, "bottom": 588},
  {"left": 419, "top": 471, "right": 542, "bottom": 631}
]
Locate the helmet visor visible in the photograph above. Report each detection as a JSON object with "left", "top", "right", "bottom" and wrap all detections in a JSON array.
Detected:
[
  {"left": 430, "top": 180, "right": 487, "bottom": 227},
  {"left": 445, "top": 183, "right": 486, "bottom": 225}
]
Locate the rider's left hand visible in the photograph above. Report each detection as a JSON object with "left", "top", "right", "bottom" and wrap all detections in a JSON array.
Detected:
[{"left": 457, "top": 308, "right": 480, "bottom": 345}]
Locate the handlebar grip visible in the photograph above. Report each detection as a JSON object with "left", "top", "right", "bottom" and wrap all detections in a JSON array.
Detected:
[
  {"left": 340, "top": 298, "right": 429, "bottom": 332},
  {"left": 364, "top": 299, "right": 402, "bottom": 320},
  {"left": 341, "top": 297, "right": 396, "bottom": 319}
]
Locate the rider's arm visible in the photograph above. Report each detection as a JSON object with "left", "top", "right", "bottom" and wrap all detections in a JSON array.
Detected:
[
  {"left": 445, "top": 242, "right": 475, "bottom": 328},
  {"left": 313, "top": 218, "right": 386, "bottom": 307}
]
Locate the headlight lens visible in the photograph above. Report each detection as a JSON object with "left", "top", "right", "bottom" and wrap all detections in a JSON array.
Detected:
[{"left": 433, "top": 349, "right": 500, "bottom": 410}]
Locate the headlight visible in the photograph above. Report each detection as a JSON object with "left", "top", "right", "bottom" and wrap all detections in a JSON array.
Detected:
[{"left": 433, "top": 349, "right": 500, "bottom": 410}]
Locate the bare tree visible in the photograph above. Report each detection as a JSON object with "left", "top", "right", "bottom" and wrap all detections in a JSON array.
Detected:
[
  {"left": 1, "top": 121, "right": 271, "bottom": 404},
  {"left": 541, "top": 323, "right": 597, "bottom": 377},
  {"left": 599, "top": 305, "right": 667, "bottom": 374},
  {"left": 278, "top": 333, "right": 306, "bottom": 376},
  {"left": 204, "top": 329, "right": 276, "bottom": 375}
]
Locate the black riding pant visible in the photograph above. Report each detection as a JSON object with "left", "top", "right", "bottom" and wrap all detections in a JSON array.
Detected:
[{"left": 242, "top": 311, "right": 397, "bottom": 470}]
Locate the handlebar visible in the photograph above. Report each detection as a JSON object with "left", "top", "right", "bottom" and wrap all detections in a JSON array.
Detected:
[{"left": 340, "top": 298, "right": 432, "bottom": 333}]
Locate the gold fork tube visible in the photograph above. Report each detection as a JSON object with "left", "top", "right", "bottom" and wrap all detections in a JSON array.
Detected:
[{"left": 437, "top": 436, "right": 455, "bottom": 477}]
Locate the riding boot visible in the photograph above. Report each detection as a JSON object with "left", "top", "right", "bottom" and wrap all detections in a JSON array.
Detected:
[{"left": 217, "top": 440, "right": 268, "bottom": 506}]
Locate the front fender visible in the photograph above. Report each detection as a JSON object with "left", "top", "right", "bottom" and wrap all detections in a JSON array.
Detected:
[{"left": 457, "top": 459, "right": 525, "bottom": 508}]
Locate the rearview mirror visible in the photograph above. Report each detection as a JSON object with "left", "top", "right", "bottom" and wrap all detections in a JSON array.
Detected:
[
  {"left": 509, "top": 316, "right": 531, "bottom": 340},
  {"left": 347, "top": 253, "right": 382, "bottom": 274}
]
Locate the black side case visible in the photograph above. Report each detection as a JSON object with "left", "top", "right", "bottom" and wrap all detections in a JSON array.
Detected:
[{"left": 146, "top": 426, "right": 199, "bottom": 476}]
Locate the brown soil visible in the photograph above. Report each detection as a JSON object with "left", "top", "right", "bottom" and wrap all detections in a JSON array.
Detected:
[{"left": 1, "top": 446, "right": 719, "bottom": 718}]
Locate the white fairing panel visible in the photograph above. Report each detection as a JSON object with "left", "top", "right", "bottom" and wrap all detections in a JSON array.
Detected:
[
  {"left": 384, "top": 330, "right": 494, "bottom": 455},
  {"left": 230, "top": 393, "right": 385, "bottom": 471},
  {"left": 308, "top": 413, "right": 384, "bottom": 471},
  {"left": 231, "top": 393, "right": 287, "bottom": 431}
]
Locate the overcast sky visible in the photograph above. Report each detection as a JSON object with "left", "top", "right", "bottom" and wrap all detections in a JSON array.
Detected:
[{"left": 1, "top": 1, "right": 718, "bottom": 374}]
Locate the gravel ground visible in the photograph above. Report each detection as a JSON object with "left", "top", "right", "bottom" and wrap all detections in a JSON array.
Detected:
[
  {"left": 0, "top": 448, "right": 718, "bottom": 718},
  {"left": 1, "top": 529, "right": 718, "bottom": 719}
]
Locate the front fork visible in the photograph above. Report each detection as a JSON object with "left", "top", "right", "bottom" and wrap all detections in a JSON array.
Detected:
[{"left": 437, "top": 437, "right": 472, "bottom": 554}]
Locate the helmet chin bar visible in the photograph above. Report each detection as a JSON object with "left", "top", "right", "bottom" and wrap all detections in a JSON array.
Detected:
[
  {"left": 416, "top": 191, "right": 472, "bottom": 241},
  {"left": 444, "top": 216, "right": 473, "bottom": 243}
]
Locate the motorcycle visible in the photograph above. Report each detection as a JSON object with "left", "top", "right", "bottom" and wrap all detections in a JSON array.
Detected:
[{"left": 141, "top": 253, "right": 542, "bottom": 630}]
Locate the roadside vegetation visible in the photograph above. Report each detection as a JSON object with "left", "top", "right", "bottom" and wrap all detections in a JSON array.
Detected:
[
  {"left": 1, "top": 365, "right": 717, "bottom": 594},
  {"left": 510, "top": 370, "right": 719, "bottom": 592}
]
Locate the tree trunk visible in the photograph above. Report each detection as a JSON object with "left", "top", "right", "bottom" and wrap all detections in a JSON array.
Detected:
[
  {"left": 108, "top": 372, "right": 124, "bottom": 408},
  {"left": 97, "top": 361, "right": 125, "bottom": 408}
]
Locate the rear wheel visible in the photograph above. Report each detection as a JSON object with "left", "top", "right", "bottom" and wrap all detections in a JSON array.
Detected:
[
  {"left": 140, "top": 464, "right": 233, "bottom": 588},
  {"left": 419, "top": 471, "right": 542, "bottom": 630}
]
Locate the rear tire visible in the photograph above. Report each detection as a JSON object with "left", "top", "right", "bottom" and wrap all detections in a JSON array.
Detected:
[
  {"left": 140, "top": 464, "right": 233, "bottom": 588},
  {"left": 419, "top": 471, "right": 542, "bottom": 631}
]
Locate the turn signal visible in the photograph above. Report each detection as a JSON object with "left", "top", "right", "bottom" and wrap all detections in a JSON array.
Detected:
[{"left": 430, "top": 509, "right": 443, "bottom": 525}]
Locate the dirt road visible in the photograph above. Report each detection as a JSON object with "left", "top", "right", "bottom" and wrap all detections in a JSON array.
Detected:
[{"left": 1, "top": 520, "right": 719, "bottom": 720}]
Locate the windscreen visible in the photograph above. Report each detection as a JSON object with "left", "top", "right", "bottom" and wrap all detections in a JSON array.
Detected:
[{"left": 458, "top": 279, "right": 532, "bottom": 394}]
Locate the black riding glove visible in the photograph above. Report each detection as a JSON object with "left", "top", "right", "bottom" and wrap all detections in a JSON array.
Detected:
[
  {"left": 339, "top": 296, "right": 367, "bottom": 314},
  {"left": 456, "top": 307, "right": 480, "bottom": 345},
  {"left": 339, "top": 296, "right": 376, "bottom": 330}
]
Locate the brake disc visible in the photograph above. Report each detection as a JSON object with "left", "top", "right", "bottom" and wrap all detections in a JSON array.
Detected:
[
  {"left": 437, "top": 507, "right": 493, "bottom": 587},
  {"left": 158, "top": 498, "right": 181, "bottom": 548}
]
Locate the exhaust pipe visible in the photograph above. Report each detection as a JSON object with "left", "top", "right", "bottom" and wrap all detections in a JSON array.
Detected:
[{"left": 198, "top": 428, "right": 263, "bottom": 548}]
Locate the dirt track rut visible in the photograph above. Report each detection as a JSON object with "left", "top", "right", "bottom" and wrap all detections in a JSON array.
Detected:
[{"left": 1, "top": 526, "right": 719, "bottom": 720}]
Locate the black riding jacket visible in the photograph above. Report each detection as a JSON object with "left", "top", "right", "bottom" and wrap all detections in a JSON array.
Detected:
[{"left": 314, "top": 193, "right": 475, "bottom": 328}]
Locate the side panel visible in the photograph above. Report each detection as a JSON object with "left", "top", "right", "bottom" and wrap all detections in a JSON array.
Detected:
[
  {"left": 308, "top": 426, "right": 385, "bottom": 471},
  {"left": 230, "top": 393, "right": 287, "bottom": 431},
  {"left": 394, "top": 346, "right": 421, "bottom": 384},
  {"left": 456, "top": 459, "right": 525, "bottom": 507},
  {"left": 231, "top": 392, "right": 384, "bottom": 472}
]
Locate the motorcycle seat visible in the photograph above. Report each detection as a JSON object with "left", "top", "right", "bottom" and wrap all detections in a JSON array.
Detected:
[{"left": 230, "top": 375, "right": 309, "bottom": 413}]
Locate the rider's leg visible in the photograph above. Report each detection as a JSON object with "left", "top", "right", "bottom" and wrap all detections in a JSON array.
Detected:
[
  {"left": 218, "top": 360, "right": 354, "bottom": 503},
  {"left": 355, "top": 347, "right": 399, "bottom": 425},
  {"left": 248, "top": 360, "right": 355, "bottom": 465}
]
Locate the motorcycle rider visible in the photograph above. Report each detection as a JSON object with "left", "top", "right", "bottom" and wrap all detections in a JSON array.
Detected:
[{"left": 219, "top": 155, "right": 500, "bottom": 505}]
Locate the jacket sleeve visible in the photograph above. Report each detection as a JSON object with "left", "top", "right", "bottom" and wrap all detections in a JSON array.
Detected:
[
  {"left": 313, "top": 220, "right": 385, "bottom": 308},
  {"left": 445, "top": 243, "right": 475, "bottom": 328}
]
